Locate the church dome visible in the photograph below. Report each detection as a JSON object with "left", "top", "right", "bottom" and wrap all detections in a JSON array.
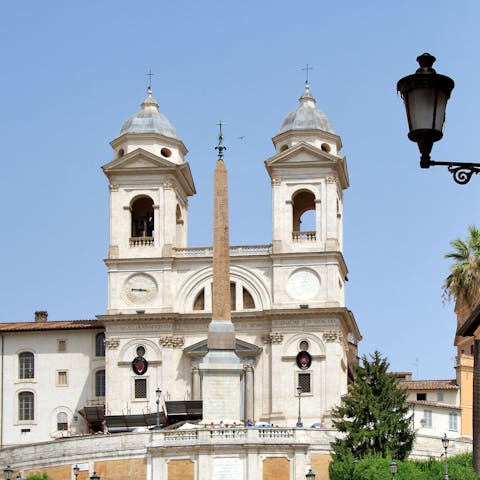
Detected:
[
  {"left": 279, "top": 83, "right": 334, "bottom": 134},
  {"left": 120, "top": 88, "right": 178, "bottom": 139}
]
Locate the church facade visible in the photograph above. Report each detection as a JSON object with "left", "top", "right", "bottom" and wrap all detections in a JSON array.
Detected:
[{"left": 0, "top": 83, "right": 366, "bottom": 479}]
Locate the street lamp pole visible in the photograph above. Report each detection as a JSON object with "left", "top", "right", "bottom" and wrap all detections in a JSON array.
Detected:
[
  {"left": 305, "top": 469, "right": 316, "bottom": 479},
  {"left": 155, "top": 387, "right": 162, "bottom": 429},
  {"left": 296, "top": 385, "right": 303, "bottom": 427},
  {"left": 389, "top": 460, "right": 398, "bottom": 480},
  {"left": 3, "top": 467, "right": 13, "bottom": 480},
  {"left": 442, "top": 433, "right": 450, "bottom": 480},
  {"left": 73, "top": 465, "right": 80, "bottom": 480}
]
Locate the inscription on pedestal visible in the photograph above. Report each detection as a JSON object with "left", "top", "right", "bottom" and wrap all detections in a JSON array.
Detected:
[{"left": 213, "top": 457, "right": 243, "bottom": 480}]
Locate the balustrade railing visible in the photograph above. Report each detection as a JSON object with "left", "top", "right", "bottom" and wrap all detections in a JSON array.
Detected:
[
  {"left": 174, "top": 244, "right": 272, "bottom": 257},
  {"left": 292, "top": 231, "right": 316, "bottom": 241},
  {"left": 129, "top": 237, "right": 154, "bottom": 247}
]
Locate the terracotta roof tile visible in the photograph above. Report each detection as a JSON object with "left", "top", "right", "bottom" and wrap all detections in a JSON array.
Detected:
[
  {"left": 399, "top": 379, "right": 458, "bottom": 390},
  {"left": 406, "top": 400, "right": 461, "bottom": 410},
  {"left": 0, "top": 320, "right": 101, "bottom": 332}
]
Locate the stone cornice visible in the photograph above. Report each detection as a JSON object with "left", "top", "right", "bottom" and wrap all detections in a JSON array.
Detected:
[{"left": 110, "top": 132, "right": 188, "bottom": 156}]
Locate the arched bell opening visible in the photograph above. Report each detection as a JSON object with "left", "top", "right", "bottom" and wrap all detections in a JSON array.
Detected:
[
  {"left": 292, "top": 190, "right": 316, "bottom": 241},
  {"left": 130, "top": 196, "right": 154, "bottom": 245},
  {"left": 175, "top": 204, "right": 185, "bottom": 247}
]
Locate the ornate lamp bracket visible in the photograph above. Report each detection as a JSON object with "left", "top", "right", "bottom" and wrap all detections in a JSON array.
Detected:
[{"left": 428, "top": 160, "right": 480, "bottom": 185}]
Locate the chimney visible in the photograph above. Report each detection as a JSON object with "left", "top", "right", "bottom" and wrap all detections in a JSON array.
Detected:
[{"left": 34, "top": 311, "right": 48, "bottom": 322}]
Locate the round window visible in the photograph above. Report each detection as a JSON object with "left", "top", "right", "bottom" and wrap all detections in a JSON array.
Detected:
[
  {"left": 136, "top": 345, "right": 146, "bottom": 357},
  {"left": 161, "top": 147, "right": 172, "bottom": 158}
]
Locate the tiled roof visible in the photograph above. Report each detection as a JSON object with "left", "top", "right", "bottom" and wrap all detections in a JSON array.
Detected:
[
  {"left": 406, "top": 400, "right": 461, "bottom": 411},
  {"left": 399, "top": 379, "right": 458, "bottom": 390},
  {"left": 0, "top": 320, "right": 101, "bottom": 332}
]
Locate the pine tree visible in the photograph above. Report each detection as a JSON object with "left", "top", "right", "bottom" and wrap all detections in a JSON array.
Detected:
[{"left": 331, "top": 351, "right": 414, "bottom": 461}]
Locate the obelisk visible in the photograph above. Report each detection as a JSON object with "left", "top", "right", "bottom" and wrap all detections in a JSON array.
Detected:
[{"left": 199, "top": 123, "right": 243, "bottom": 425}]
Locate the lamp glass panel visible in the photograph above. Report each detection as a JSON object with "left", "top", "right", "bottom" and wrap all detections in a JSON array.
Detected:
[
  {"left": 433, "top": 89, "right": 448, "bottom": 132},
  {"left": 407, "top": 87, "right": 437, "bottom": 132}
]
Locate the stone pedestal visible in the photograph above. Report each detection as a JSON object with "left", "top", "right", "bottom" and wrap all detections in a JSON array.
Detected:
[{"left": 199, "top": 350, "right": 243, "bottom": 425}]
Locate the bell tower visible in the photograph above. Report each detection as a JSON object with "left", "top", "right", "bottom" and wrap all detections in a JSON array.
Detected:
[
  {"left": 265, "top": 83, "right": 349, "bottom": 308},
  {"left": 102, "top": 88, "right": 196, "bottom": 314}
]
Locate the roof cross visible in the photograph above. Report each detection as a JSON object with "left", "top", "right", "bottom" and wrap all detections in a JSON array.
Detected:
[
  {"left": 301, "top": 64, "right": 313, "bottom": 84},
  {"left": 215, "top": 121, "right": 227, "bottom": 160},
  {"left": 145, "top": 69, "right": 155, "bottom": 89}
]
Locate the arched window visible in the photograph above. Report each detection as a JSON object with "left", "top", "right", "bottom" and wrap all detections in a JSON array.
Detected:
[
  {"left": 131, "top": 197, "right": 154, "bottom": 238},
  {"left": 95, "top": 369, "right": 105, "bottom": 397},
  {"left": 19, "top": 352, "right": 34, "bottom": 379},
  {"left": 193, "top": 288, "right": 205, "bottom": 310},
  {"left": 242, "top": 288, "right": 255, "bottom": 309},
  {"left": 19, "top": 392, "right": 34, "bottom": 421},
  {"left": 230, "top": 282, "right": 236, "bottom": 311},
  {"left": 57, "top": 411, "right": 68, "bottom": 431},
  {"left": 292, "top": 190, "right": 316, "bottom": 241},
  {"left": 95, "top": 333, "right": 105, "bottom": 357}
]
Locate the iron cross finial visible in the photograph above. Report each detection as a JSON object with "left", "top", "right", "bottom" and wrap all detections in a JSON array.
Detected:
[
  {"left": 145, "top": 69, "right": 155, "bottom": 90},
  {"left": 302, "top": 64, "right": 313, "bottom": 84},
  {"left": 215, "top": 121, "right": 227, "bottom": 160}
]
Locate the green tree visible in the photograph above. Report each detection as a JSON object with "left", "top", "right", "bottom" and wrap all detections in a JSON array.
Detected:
[
  {"left": 443, "top": 225, "right": 480, "bottom": 309},
  {"left": 26, "top": 475, "right": 52, "bottom": 480},
  {"left": 331, "top": 351, "right": 414, "bottom": 461}
]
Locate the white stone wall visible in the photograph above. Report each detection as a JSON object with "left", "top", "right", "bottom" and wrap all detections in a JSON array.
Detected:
[{"left": 0, "top": 329, "right": 104, "bottom": 446}]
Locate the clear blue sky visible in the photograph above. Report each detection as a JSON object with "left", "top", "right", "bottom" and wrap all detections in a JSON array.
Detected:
[{"left": 0, "top": 1, "right": 479, "bottom": 380}]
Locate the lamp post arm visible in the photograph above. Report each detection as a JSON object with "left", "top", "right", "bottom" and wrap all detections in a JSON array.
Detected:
[{"left": 422, "top": 158, "right": 480, "bottom": 184}]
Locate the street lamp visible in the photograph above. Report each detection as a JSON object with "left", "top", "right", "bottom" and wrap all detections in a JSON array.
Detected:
[
  {"left": 305, "top": 468, "right": 316, "bottom": 479},
  {"left": 442, "top": 433, "right": 450, "bottom": 480},
  {"left": 296, "top": 385, "right": 303, "bottom": 427},
  {"left": 389, "top": 460, "right": 398, "bottom": 479},
  {"left": 89, "top": 472, "right": 100, "bottom": 480},
  {"left": 3, "top": 467, "right": 13, "bottom": 480},
  {"left": 73, "top": 465, "right": 80, "bottom": 480},
  {"left": 154, "top": 387, "right": 162, "bottom": 429},
  {"left": 397, "top": 53, "right": 480, "bottom": 184}
]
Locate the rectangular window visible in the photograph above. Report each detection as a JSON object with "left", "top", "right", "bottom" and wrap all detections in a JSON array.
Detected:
[
  {"left": 298, "top": 373, "right": 311, "bottom": 393},
  {"left": 19, "top": 392, "right": 34, "bottom": 421},
  {"left": 57, "top": 339, "right": 67, "bottom": 352},
  {"left": 437, "top": 391, "right": 444, "bottom": 401},
  {"left": 449, "top": 412, "right": 458, "bottom": 431},
  {"left": 19, "top": 352, "right": 34, "bottom": 379},
  {"left": 134, "top": 378, "right": 147, "bottom": 399},
  {"left": 95, "top": 370, "right": 106, "bottom": 397},
  {"left": 423, "top": 409, "right": 432, "bottom": 428},
  {"left": 417, "top": 393, "right": 426, "bottom": 401},
  {"left": 57, "top": 371, "right": 68, "bottom": 386}
]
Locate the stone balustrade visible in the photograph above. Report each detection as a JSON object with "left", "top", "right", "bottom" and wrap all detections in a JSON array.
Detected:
[
  {"left": 292, "top": 231, "right": 316, "bottom": 241},
  {"left": 129, "top": 237, "right": 154, "bottom": 247},
  {"left": 0, "top": 428, "right": 471, "bottom": 473},
  {"left": 174, "top": 244, "right": 272, "bottom": 257}
]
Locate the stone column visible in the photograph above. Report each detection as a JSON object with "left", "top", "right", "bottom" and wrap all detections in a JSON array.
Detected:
[
  {"left": 192, "top": 366, "right": 201, "bottom": 400},
  {"left": 244, "top": 364, "right": 254, "bottom": 421}
]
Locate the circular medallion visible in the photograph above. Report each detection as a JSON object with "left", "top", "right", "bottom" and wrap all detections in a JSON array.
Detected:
[
  {"left": 296, "top": 351, "right": 312, "bottom": 370},
  {"left": 287, "top": 269, "right": 320, "bottom": 300},
  {"left": 123, "top": 273, "right": 157, "bottom": 305}
]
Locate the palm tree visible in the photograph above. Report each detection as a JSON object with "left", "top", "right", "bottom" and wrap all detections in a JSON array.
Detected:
[
  {"left": 443, "top": 225, "right": 480, "bottom": 312},
  {"left": 444, "top": 225, "right": 480, "bottom": 474}
]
